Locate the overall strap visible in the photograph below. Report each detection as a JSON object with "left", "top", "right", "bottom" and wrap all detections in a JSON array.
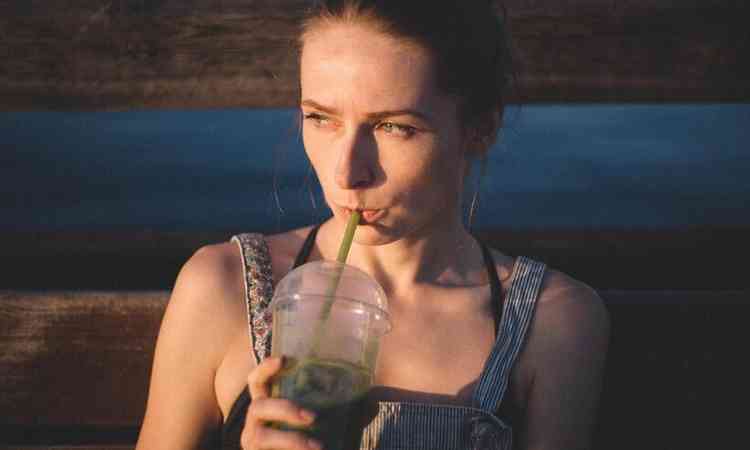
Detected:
[
  {"left": 472, "top": 256, "right": 546, "bottom": 412},
  {"left": 231, "top": 233, "right": 275, "bottom": 364}
]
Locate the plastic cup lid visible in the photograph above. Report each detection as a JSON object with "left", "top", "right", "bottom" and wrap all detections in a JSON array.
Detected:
[{"left": 271, "top": 260, "right": 390, "bottom": 320}]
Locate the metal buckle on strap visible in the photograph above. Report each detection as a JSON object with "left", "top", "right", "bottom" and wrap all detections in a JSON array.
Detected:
[{"left": 466, "top": 411, "right": 510, "bottom": 450}]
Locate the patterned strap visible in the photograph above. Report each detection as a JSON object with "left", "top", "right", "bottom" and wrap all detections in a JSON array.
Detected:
[
  {"left": 472, "top": 256, "right": 546, "bottom": 412},
  {"left": 231, "top": 233, "right": 275, "bottom": 364}
]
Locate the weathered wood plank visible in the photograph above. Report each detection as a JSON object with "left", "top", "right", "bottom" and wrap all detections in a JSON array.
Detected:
[
  {"left": 1, "top": 288, "right": 748, "bottom": 448},
  {"left": 0, "top": 291, "right": 168, "bottom": 426},
  {"left": 1, "top": 0, "right": 748, "bottom": 110},
  {"left": 0, "top": 446, "right": 133, "bottom": 450},
  {"left": 0, "top": 424, "right": 139, "bottom": 448},
  {"left": 1, "top": 228, "right": 747, "bottom": 289}
]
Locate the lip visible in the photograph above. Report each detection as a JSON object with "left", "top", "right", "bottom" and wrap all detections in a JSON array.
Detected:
[{"left": 340, "top": 206, "right": 385, "bottom": 224}]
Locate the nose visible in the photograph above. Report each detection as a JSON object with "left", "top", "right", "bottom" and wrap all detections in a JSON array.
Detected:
[{"left": 334, "top": 126, "right": 376, "bottom": 190}]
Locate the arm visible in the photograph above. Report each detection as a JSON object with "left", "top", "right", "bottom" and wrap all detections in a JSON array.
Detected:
[
  {"left": 136, "top": 244, "right": 245, "bottom": 450},
  {"left": 517, "top": 273, "right": 611, "bottom": 450}
]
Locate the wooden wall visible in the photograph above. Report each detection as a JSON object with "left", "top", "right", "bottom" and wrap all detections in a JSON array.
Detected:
[
  {"left": 1, "top": 0, "right": 749, "bottom": 111},
  {"left": 2, "top": 228, "right": 748, "bottom": 291}
]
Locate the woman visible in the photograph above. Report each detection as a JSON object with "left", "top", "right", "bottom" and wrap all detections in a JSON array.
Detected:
[{"left": 136, "top": 1, "right": 609, "bottom": 449}]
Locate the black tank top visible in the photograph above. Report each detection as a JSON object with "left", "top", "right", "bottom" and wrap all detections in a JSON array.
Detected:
[{"left": 219, "top": 226, "right": 517, "bottom": 449}]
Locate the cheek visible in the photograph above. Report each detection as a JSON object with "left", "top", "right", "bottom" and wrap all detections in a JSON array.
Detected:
[
  {"left": 390, "top": 145, "right": 466, "bottom": 205},
  {"left": 417, "top": 136, "right": 466, "bottom": 184},
  {"left": 303, "top": 129, "right": 332, "bottom": 182}
]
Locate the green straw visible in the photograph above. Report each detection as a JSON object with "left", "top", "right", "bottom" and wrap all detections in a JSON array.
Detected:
[
  {"left": 308, "top": 211, "right": 361, "bottom": 356},
  {"left": 337, "top": 210, "right": 360, "bottom": 264}
]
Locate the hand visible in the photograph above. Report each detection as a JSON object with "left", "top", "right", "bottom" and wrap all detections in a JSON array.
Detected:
[{"left": 241, "top": 357, "right": 322, "bottom": 450}]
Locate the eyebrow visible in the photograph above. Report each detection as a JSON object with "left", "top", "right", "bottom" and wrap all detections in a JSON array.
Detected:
[{"left": 300, "top": 99, "right": 433, "bottom": 123}]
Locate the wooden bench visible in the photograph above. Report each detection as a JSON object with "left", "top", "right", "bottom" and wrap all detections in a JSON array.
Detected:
[
  {"left": 2, "top": 229, "right": 748, "bottom": 449},
  {"left": 2, "top": 288, "right": 748, "bottom": 450}
]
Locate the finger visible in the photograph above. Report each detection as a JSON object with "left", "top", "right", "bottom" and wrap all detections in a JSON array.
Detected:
[
  {"left": 248, "top": 397, "right": 317, "bottom": 428},
  {"left": 248, "top": 356, "right": 284, "bottom": 400},
  {"left": 248, "top": 426, "right": 322, "bottom": 450}
]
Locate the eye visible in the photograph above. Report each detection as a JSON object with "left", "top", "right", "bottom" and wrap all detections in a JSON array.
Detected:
[
  {"left": 303, "top": 112, "right": 333, "bottom": 128},
  {"left": 378, "top": 122, "right": 417, "bottom": 139}
]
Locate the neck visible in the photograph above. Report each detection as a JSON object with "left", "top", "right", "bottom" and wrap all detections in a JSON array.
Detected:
[{"left": 317, "top": 213, "right": 487, "bottom": 300}]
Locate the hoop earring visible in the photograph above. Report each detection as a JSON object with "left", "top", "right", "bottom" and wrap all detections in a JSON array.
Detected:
[
  {"left": 303, "top": 162, "right": 319, "bottom": 211},
  {"left": 466, "top": 156, "right": 488, "bottom": 230},
  {"left": 467, "top": 188, "right": 480, "bottom": 230}
]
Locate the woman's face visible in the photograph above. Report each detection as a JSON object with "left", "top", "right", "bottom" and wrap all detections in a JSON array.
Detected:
[{"left": 300, "top": 22, "right": 470, "bottom": 245}]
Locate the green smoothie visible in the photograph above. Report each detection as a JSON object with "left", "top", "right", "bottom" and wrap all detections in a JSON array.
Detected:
[
  {"left": 271, "top": 357, "right": 371, "bottom": 450},
  {"left": 268, "top": 214, "right": 389, "bottom": 449}
]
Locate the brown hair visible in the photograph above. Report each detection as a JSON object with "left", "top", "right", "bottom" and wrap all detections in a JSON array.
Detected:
[{"left": 298, "top": 0, "right": 515, "bottom": 150}]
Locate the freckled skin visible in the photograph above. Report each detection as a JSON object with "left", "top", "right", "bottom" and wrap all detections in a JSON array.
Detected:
[{"left": 300, "top": 23, "right": 470, "bottom": 245}]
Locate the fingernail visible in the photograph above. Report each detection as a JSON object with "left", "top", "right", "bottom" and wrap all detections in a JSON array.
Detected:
[
  {"left": 307, "top": 438, "right": 323, "bottom": 450},
  {"left": 300, "top": 409, "right": 316, "bottom": 422}
]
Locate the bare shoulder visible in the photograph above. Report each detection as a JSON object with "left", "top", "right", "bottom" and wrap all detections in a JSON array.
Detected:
[
  {"left": 164, "top": 241, "right": 248, "bottom": 358},
  {"left": 521, "top": 266, "right": 611, "bottom": 379},
  {"left": 512, "top": 267, "right": 611, "bottom": 449},
  {"left": 171, "top": 225, "right": 316, "bottom": 324},
  {"left": 535, "top": 268, "right": 610, "bottom": 338},
  {"left": 178, "top": 241, "right": 244, "bottom": 293},
  {"left": 486, "top": 249, "right": 609, "bottom": 340},
  {"left": 137, "top": 241, "right": 249, "bottom": 446}
]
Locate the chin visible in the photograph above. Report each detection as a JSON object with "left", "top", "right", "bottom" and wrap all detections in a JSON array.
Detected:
[
  {"left": 353, "top": 227, "right": 394, "bottom": 246},
  {"left": 355, "top": 217, "right": 433, "bottom": 246}
]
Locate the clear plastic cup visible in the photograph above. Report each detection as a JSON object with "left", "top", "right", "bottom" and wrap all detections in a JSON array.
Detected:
[{"left": 269, "top": 261, "right": 391, "bottom": 450}]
